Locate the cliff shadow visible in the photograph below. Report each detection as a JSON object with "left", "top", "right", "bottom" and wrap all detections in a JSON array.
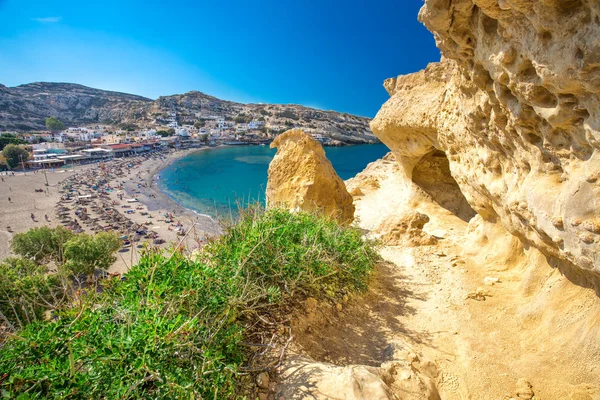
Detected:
[
  {"left": 412, "top": 150, "right": 477, "bottom": 222},
  {"left": 290, "top": 261, "right": 434, "bottom": 367}
]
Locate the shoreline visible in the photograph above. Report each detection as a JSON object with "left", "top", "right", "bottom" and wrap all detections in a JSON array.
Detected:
[
  {"left": 126, "top": 147, "right": 224, "bottom": 232},
  {"left": 0, "top": 149, "right": 223, "bottom": 274}
]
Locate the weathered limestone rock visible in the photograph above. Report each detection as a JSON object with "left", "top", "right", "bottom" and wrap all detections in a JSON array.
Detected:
[
  {"left": 377, "top": 211, "right": 438, "bottom": 247},
  {"left": 277, "top": 351, "right": 439, "bottom": 400},
  {"left": 266, "top": 129, "right": 355, "bottom": 224},
  {"left": 372, "top": 0, "right": 600, "bottom": 279}
]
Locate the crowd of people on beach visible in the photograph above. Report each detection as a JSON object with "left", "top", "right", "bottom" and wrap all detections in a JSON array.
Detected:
[{"left": 50, "top": 152, "right": 191, "bottom": 254}]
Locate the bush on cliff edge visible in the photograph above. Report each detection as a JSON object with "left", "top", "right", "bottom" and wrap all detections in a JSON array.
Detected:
[{"left": 0, "top": 208, "right": 379, "bottom": 398}]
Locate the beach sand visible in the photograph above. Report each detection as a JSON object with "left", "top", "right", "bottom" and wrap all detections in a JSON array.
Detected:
[
  {"left": 0, "top": 168, "right": 79, "bottom": 263},
  {"left": 0, "top": 148, "right": 221, "bottom": 274}
]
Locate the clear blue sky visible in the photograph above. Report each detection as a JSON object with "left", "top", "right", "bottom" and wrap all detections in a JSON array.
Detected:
[{"left": 0, "top": 0, "right": 440, "bottom": 117}]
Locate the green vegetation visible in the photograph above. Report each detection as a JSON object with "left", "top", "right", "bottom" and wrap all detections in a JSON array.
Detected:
[
  {"left": 1, "top": 144, "right": 30, "bottom": 169},
  {"left": 234, "top": 113, "right": 251, "bottom": 124},
  {"left": 11, "top": 226, "right": 74, "bottom": 264},
  {"left": 0, "top": 134, "right": 26, "bottom": 151},
  {"left": 276, "top": 109, "right": 299, "bottom": 120},
  {"left": 156, "top": 128, "right": 176, "bottom": 137},
  {"left": 0, "top": 257, "right": 67, "bottom": 330},
  {"left": 0, "top": 208, "right": 379, "bottom": 398},
  {"left": 45, "top": 116, "right": 66, "bottom": 132},
  {"left": 1, "top": 228, "right": 121, "bottom": 328},
  {"left": 118, "top": 123, "right": 139, "bottom": 132},
  {"left": 63, "top": 232, "right": 121, "bottom": 281}
]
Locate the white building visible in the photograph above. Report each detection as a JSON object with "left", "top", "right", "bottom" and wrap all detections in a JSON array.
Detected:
[
  {"left": 248, "top": 121, "right": 264, "bottom": 130},
  {"left": 81, "top": 148, "right": 113, "bottom": 159},
  {"left": 175, "top": 127, "right": 190, "bottom": 137}
]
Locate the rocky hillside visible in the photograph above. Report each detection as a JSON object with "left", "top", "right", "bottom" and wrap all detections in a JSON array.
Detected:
[
  {"left": 0, "top": 83, "right": 376, "bottom": 143},
  {"left": 0, "top": 83, "right": 151, "bottom": 131}
]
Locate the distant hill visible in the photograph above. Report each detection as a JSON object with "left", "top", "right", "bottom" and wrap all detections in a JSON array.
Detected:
[{"left": 0, "top": 82, "right": 377, "bottom": 144}]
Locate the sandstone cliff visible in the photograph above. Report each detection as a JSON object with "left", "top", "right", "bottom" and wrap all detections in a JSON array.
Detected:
[
  {"left": 271, "top": 2, "right": 600, "bottom": 398},
  {"left": 371, "top": 0, "right": 600, "bottom": 281},
  {"left": 266, "top": 129, "right": 355, "bottom": 224}
]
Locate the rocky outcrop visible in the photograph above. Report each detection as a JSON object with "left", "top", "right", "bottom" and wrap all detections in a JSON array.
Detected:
[
  {"left": 371, "top": 0, "right": 600, "bottom": 279},
  {"left": 277, "top": 347, "right": 439, "bottom": 400},
  {"left": 377, "top": 211, "right": 438, "bottom": 247},
  {"left": 266, "top": 129, "right": 355, "bottom": 224}
]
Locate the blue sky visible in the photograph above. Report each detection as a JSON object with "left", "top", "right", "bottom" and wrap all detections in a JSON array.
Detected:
[{"left": 0, "top": 0, "right": 440, "bottom": 117}]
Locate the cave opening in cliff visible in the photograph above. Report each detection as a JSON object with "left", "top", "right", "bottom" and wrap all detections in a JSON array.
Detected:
[{"left": 412, "top": 150, "right": 477, "bottom": 222}]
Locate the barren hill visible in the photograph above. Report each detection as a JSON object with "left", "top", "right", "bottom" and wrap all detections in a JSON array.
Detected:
[{"left": 0, "top": 82, "right": 377, "bottom": 144}]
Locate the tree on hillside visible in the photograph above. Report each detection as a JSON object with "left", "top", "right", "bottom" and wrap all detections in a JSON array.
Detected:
[
  {"left": 45, "top": 116, "right": 66, "bottom": 132},
  {"left": 1, "top": 144, "right": 30, "bottom": 169},
  {"left": 63, "top": 232, "right": 121, "bottom": 281}
]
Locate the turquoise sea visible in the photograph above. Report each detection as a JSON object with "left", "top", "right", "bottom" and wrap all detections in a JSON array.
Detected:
[{"left": 157, "top": 144, "right": 389, "bottom": 217}]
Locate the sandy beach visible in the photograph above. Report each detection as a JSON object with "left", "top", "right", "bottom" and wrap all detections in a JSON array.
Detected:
[{"left": 0, "top": 148, "right": 221, "bottom": 274}]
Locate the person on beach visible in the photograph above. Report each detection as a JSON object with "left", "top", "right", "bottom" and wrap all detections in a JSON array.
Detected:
[{"left": 8, "top": 197, "right": 11, "bottom": 203}]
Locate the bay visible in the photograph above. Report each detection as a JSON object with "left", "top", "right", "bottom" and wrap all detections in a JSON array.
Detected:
[{"left": 158, "top": 144, "right": 389, "bottom": 217}]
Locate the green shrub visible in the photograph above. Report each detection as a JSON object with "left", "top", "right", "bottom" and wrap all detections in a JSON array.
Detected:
[
  {"left": 11, "top": 226, "right": 74, "bottom": 264},
  {"left": 0, "top": 257, "right": 67, "bottom": 330},
  {"left": 63, "top": 232, "right": 121, "bottom": 280},
  {"left": 0, "top": 208, "right": 379, "bottom": 398}
]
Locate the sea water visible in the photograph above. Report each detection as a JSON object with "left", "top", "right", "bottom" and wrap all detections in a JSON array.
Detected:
[{"left": 158, "top": 144, "right": 389, "bottom": 217}]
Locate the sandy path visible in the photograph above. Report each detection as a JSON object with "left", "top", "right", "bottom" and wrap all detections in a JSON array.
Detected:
[{"left": 289, "top": 158, "right": 600, "bottom": 399}]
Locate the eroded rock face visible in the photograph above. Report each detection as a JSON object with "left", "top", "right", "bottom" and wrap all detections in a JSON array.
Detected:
[
  {"left": 377, "top": 211, "right": 438, "bottom": 247},
  {"left": 266, "top": 129, "right": 355, "bottom": 224},
  {"left": 372, "top": 0, "right": 600, "bottom": 278},
  {"left": 277, "top": 351, "right": 439, "bottom": 400}
]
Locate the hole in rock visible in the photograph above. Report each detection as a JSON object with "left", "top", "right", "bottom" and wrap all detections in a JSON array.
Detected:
[
  {"left": 412, "top": 150, "right": 477, "bottom": 222},
  {"left": 482, "top": 14, "right": 499, "bottom": 36},
  {"left": 530, "top": 86, "right": 558, "bottom": 108},
  {"left": 539, "top": 31, "right": 552, "bottom": 41},
  {"left": 518, "top": 60, "right": 539, "bottom": 80},
  {"left": 556, "top": 0, "right": 582, "bottom": 14}
]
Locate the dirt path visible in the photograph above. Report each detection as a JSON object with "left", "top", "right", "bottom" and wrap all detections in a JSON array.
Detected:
[{"left": 290, "top": 200, "right": 600, "bottom": 399}]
